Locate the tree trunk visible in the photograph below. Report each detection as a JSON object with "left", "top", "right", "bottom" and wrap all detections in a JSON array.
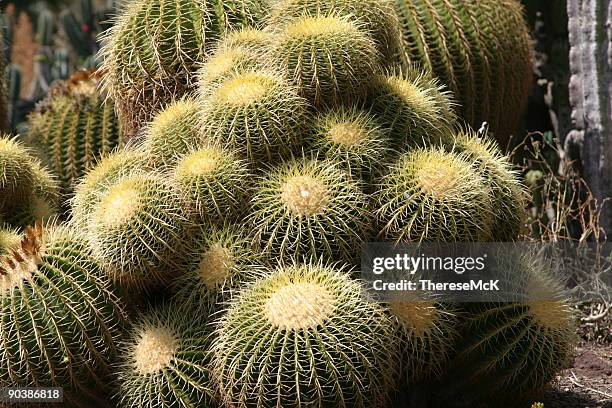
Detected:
[{"left": 566, "top": 0, "right": 612, "bottom": 236}]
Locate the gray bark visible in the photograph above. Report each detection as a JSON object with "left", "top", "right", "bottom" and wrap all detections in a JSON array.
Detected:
[{"left": 566, "top": 0, "right": 612, "bottom": 236}]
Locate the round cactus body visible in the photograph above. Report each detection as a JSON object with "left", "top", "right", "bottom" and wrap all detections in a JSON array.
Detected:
[
  {"left": 388, "top": 298, "right": 458, "bottom": 384},
  {"left": 219, "top": 27, "right": 275, "bottom": 54},
  {"left": 101, "top": 0, "right": 265, "bottom": 139},
  {"left": 0, "top": 226, "right": 21, "bottom": 256},
  {"left": 367, "top": 70, "right": 456, "bottom": 148},
  {"left": 395, "top": 0, "right": 532, "bottom": 146},
  {"left": 144, "top": 99, "right": 203, "bottom": 166},
  {"left": 375, "top": 147, "right": 494, "bottom": 242},
  {"left": 116, "top": 302, "right": 216, "bottom": 408},
  {"left": 451, "top": 130, "right": 527, "bottom": 241},
  {"left": 212, "top": 263, "right": 399, "bottom": 408},
  {"left": 85, "top": 172, "right": 192, "bottom": 290},
  {"left": 172, "top": 143, "right": 252, "bottom": 223},
  {"left": 198, "top": 46, "right": 267, "bottom": 89},
  {"left": 306, "top": 106, "right": 392, "bottom": 181},
  {"left": 172, "top": 224, "right": 263, "bottom": 314},
  {"left": 26, "top": 70, "right": 122, "bottom": 196},
  {"left": 0, "top": 224, "right": 125, "bottom": 405},
  {"left": 268, "top": 0, "right": 403, "bottom": 64},
  {"left": 250, "top": 157, "right": 371, "bottom": 262},
  {"left": 272, "top": 14, "right": 381, "bottom": 106},
  {"left": 71, "top": 148, "right": 150, "bottom": 226},
  {"left": 199, "top": 70, "right": 308, "bottom": 163},
  {"left": 446, "top": 259, "right": 575, "bottom": 406}
]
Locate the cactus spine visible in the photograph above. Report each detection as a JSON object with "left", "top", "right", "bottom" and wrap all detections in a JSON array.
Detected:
[
  {"left": 250, "top": 157, "right": 372, "bottom": 262},
  {"left": 212, "top": 263, "right": 399, "bottom": 408},
  {"left": 71, "top": 148, "right": 150, "bottom": 226},
  {"left": 26, "top": 70, "right": 122, "bottom": 196},
  {"left": 0, "top": 224, "right": 125, "bottom": 405},
  {"left": 0, "top": 136, "right": 59, "bottom": 228},
  {"left": 375, "top": 147, "right": 494, "bottom": 242},
  {"left": 394, "top": 0, "right": 532, "bottom": 145},
  {"left": 116, "top": 302, "right": 216, "bottom": 408},
  {"left": 271, "top": 14, "right": 381, "bottom": 106},
  {"left": 172, "top": 224, "right": 263, "bottom": 313}
]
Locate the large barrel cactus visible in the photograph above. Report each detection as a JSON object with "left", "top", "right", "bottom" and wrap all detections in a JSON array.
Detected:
[
  {"left": 0, "top": 224, "right": 126, "bottom": 406},
  {"left": 101, "top": 0, "right": 265, "bottom": 139},
  {"left": 212, "top": 263, "right": 399, "bottom": 408},
  {"left": 26, "top": 70, "right": 122, "bottom": 197},
  {"left": 395, "top": 0, "right": 532, "bottom": 146}
]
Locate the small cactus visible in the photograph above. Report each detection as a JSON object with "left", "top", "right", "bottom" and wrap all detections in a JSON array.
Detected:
[
  {"left": 250, "top": 157, "right": 371, "bottom": 262},
  {"left": 395, "top": 0, "right": 532, "bottom": 145},
  {"left": 143, "top": 99, "right": 202, "bottom": 167},
  {"left": 211, "top": 262, "right": 399, "bottom": 408},
  {"left": 267, "top": 0, "right": 404, "bottom": 64},
  {"left": 172, "top": 223, "right": 264, "bottom": 314},
  {"left": 116, "top": 301, "right": 216, "bottom": 408},
  {"left": 367, "top": 70, "right": 457, "bottom": 148},
  {"left": 0, "top": 136, "right": 59, "bottom": 228},
  {"left": 172, "top": 143, "right": 252, "bottom": 223},
  {"left": 100, "top": 0, "right": 265, "bottom": 138},
  {"left": 306, "top": 106, "right": 392, "bottom": 182},
  {"left": 84, "top": 171, "right": 192, "bottom": 290},
  {"left": 199, "top": 70, "right": 308, "bottom": 163},
  {"left": 0, "top": 224, "right": 126, "bottom": 405},
  {"left": 71, "top": 148, "right": 150, "bottom": 226},
  {"left": 271, "top": 14, "right": 381, "bottom": 106},
  {"left": 375, "top": 147, "right": 494, "bottom": 242},
  {"left": 451, "top": 129, "right": 527, "bottom": 241},
  {"left": 446, "top": 256, "right": 575, "bottom": 406},
  {"left": 26, "top": 70, "right": 122, "bottom": 197},
  {"left": 388, "top": 298, "right": 458, "bottom": 384}
]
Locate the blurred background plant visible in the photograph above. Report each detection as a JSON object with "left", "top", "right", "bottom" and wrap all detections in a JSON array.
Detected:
[{"left": 1, "top": 0, "right": 116, "bottom": 132}]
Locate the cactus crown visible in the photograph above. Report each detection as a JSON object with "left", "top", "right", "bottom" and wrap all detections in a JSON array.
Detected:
[
  {"left": 131, "top": 324, "right": 179, "bottom": 375},
  {"left": 198, "top": 243, "right": 236, "bottom": 289},
  {"left": 176, "top": 148, "right": 225, "bottom": 177},
  {"left": 281, "top": 175, "right": 330, "bottom": 217},
  {"left": 390, "top": 300, "right": 439, "bottom": 337},
  {"left": 265, "top": 280, "right": 335, "bottom": 329},
  {"left": 215, "top": 72, "right": 274, "bottom": 105},
  {"left": 97, "top": 179, "right": 144, "bottom": 227}
]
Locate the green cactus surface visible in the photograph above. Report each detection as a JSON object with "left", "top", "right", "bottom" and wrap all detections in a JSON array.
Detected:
[
  {"left": 0, "top": 224, "right": 126, "bottom": 405},
  {"left": 0, "top": 136, "right": 59, "bottom": 228},
  {"left": 101, "top": 0, "right": 266, "bottom": 139},
  {"left": 271, "top": 14, "right": 381, "bottom": 106},
  {"left": 199, "top": 70, "right": 308, "bottom": 163},
  {"left": 116, "top": 301, "right": 216, "bottom": 408},
  {"left": 26, "top": 70, "right": 122, "bottom": 197},
  {"left": 375, "top": 147, "right": 494, "bottom": 242},
  {"left": 211, "top": 262, "right": 399, "bottom": 408},
  {"left": 388, "top": 298, "right": 458, "bottom": 384},
  {"left": 250, "top": 157, "right": 372, "bottom": 262},
  {"left": 395, "top": 0, "right": 532, "bottom": 145}
]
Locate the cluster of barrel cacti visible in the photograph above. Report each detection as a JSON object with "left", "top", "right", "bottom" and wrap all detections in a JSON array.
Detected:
[{"left": 0, "top": 0, "right": 575, "bottom": 407}]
